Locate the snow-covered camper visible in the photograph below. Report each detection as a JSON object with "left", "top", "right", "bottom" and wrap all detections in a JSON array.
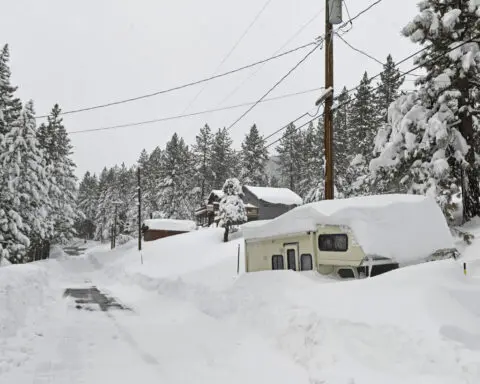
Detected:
[{"left": 243, "top": 194, "right": 457, "bottom": 278}]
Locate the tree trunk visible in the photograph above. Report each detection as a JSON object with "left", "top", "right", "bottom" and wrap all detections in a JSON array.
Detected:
[
  {"left": 223, "top": 223, "right": 230, "bottom": 243},
  {"left": 458, "top": 76, "right": 480, "bottom": 221}
]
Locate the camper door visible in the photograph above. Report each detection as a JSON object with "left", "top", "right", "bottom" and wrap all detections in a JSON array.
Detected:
[{"left": 283, "top": 243, "right": 299, "bottom": 271}]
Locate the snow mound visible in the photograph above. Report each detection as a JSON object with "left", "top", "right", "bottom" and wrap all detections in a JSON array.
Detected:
[
  {"left": 143, "top": 218, "right": 197, "bottom": 232},
  {"left": 244, "top": 194, "right": 454, "bottom": 265},
  {"left": 244, "top": 185, "right": 303, "bottom": 205}
]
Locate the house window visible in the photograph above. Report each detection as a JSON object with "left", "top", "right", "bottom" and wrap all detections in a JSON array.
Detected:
[
  {"left": 318, "top": 234, "right": 348, "bottom": 252},
  {"left": 272, "top": 255, "right": 284, "bottom": 270},
  {"left": 300, "top": 254, "right": 313, "bottom": 271}
]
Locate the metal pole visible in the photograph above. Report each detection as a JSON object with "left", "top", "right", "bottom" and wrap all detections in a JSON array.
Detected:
[
  {"left": 324, "top": 0, "right": 334, "bottom": 200},
  {"left": 114, "top": 204, "right": 118, "bottom": 248},
  {"left": 137, "top": 167, "right": 142, "bottom": 251}
]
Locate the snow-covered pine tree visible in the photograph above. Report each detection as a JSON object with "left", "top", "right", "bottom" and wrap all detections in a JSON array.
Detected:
[
  {"left": 0, "top": 44, "right": 22, "bottom": 136},
  {"left": 0, "top": 101, "right": 52, "bottom": 262},
  {"left": 218, "top": 178, "right": 247, "bottom": 242},
  {"left": 344, "top": 72, "right": 379, "bottom": 197},
  {"left": 192, "top": 124, "right": 215, "bottom": 205},
  {"left": 211, "top": 128, "right": 238, "bottom": 189},
  {"left": 37, "top": 104, "right": 79, "bottom": 243},
  {"left": 369, "top": 1, "right": 480, "bottom": 222},
  {"left": 299, "top": 121, "right": 324, "bottom": 200},
  {"left": 76, "top": 171, "right": 99, "bottom": 239},
  {"left": 333, "top": 86, "right": 351, "bottom": 193},
  {"left": 239, "top": 124, "right": 269, "bottom": 186},
  {"left": 376, "top": 54, "right": 405, "bottom": 124},
  {"left": 276, "top": 123, "right": 304, "bottom": 194},
  {"left": 156, "top": 133, "right": 194, "bottom": 219}
]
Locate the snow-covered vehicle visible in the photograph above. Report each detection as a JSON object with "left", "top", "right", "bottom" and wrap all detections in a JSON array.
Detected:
[{"left": 243, "top": 194, "right": 457, "bottom": 278}]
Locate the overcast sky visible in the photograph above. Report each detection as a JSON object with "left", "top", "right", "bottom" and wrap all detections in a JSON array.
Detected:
[{"left": 1, "top": 0, "right": 420, "bottom": 178}]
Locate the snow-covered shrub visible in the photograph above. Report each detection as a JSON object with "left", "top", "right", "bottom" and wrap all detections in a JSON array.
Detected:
[{"left": 218, "top": 178, "right": 247, "bottom": 242}]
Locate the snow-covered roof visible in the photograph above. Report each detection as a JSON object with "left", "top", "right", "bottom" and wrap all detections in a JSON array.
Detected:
[
  {"left": 244, "top": 186, "right": 303, "bottom": 206},
  {"left": 143, "top": 219, "right": 197, "bottom": 232},
  {"left": 243, "top": 194, "right": 454, "bottom": 265}
]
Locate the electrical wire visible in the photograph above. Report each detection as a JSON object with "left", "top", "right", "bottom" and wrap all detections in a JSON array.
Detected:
[
  {"left": 262, "top": 33, "right": 480, "bottom": 150},
  {"left": 68, "top": 87, "right": 323, "bottom": 135},
  {"left": 226, "top": 42, "right": 322, "bottom": 131},
  {"left": 181, "top": 0, "right": 273, "bottom": 114},
  {"left": 35, "top": 40, "right": 317, "bottom": 119},
  {"left": 215, "top": 7, "right": 325, "bottom": 109}
]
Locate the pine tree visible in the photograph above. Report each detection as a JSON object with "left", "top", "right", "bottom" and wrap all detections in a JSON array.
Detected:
[
  {"left": 299, "top": 121, "right": 324, "bottom": 199},
  {"left": 76, "top": 171, "right": 99, "bottom": 239},
  {"left": 156, "top": 133, "right": 194, "bottom": 219},
  {"left": 376, "top": 54, "right": 405, "bottom": 123},
  {"left": 218, "top": 178, "right": 247, "bottom": 242},
  {"left": 192, "top": 124, "right": 214, "bottom": 204},
  {"left": 38, "top": 104, "right": 79, "bottom": 243},
  {"left": 276, "top": 123, "right": 304, "bottom": 193},
  {"left": 370, "top": 0, "right": 480, "bottom": 222},
  {"left": 239, "top": 124, "right": 269, "bottom": 186},
  {"left": 333, "top": 87, "right": 352, "bottom": 193},
  {"left": 211, "top": 128, "right": 237, "bottom": 189},
  {"left": 0, "top": 44, "right": 22, "bottom": 136},
  {"left": 0, "top": 101, "right": 52, "bottom": 262}
]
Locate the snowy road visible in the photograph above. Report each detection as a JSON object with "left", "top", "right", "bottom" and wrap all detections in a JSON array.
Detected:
[{"left": 2, "top": 233, "right": 480, "bottom": 384}]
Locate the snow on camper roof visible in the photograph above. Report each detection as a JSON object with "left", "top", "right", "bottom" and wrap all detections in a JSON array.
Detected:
[
  {"left": 243, "top": 194, "right": 454, "bottom": 265},
  {"left": 143, "top": 219, "right": 197, "bottom": 232},
  {"left": 244, "top": 186, "right": 303, "bottom": 206}
]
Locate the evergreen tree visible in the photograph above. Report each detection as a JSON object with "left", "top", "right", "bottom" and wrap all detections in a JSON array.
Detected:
[
  {"left": 0, "top": 101, "right": 51, "bottom": 262},
  {"left": 0, "top": 44, "right": 22, "bottom": 136},
  {"left": 299, "top": 121, "right": 324, "bottom": 199},
  {"left": 211, "top": 128, "right": 237, "bottom": 189},
  {"left": 369, "top": 1, "right": 480, "bottom": 222},
  {"left": 333, "top": 87, "right": 352, "bottom": 193},
  {"left": 156, "top": 133, "right": 194, "bottom": 219},
  {"left": 38, "top": 104, "right": 79, "bottom": 243},
  {"left": 276, "top": 123, "right": 304, "bottom": 193},
  {"left": 192, "top": 124, "right": 214, "bottom": 204},
  {"left": 376, "top": 54, "right": 404, "bottom": 123},
  {"left": 218, "top": 178, "right": 247, "bottom": 242},
  {"left": 76, "top": 171, "right": 99, "bottom": 239},
  {"left": 239, "top": 124, "right": 269, "bottom": 186}
]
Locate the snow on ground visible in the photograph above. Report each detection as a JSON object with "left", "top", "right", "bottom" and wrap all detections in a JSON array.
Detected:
[{"left": 1, "top": 224, "right": 480, "bottom": 383}]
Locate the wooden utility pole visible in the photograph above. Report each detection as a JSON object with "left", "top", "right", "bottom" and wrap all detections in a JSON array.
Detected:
[
  {"left": 137, "top": 167, "right": 142, "bottom": 251},
  {"left": 324, "top": 0, "right": 334, "bottom": 200}
]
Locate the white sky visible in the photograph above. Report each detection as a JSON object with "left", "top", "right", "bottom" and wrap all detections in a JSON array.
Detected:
[{"left": 0, "top": 0, "right": 420, "bottom": 178}]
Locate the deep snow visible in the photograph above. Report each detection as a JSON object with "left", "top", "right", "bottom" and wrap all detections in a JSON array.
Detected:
[{"left": 1, "top": 226, "right": 480, "bottom": 383}]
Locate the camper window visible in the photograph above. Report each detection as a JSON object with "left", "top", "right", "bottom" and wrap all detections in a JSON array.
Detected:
[
  {"left": 300, "top": 254, "right": 313, "bottom": 271},
  {"left": 272, "top": 255, "right": 284, "bottom": 270},
  {"left": 318, "top": 234, "right": 348, "bottom": 252}
]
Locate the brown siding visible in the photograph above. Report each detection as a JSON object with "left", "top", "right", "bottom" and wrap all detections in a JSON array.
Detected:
[{"left": 143, "top": 229, "right": 188, "bottom": 242}]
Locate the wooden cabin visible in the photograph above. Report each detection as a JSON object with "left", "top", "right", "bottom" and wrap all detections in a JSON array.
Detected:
[{"left": 142, "top": 219, "right": 197, "bottom": 242}]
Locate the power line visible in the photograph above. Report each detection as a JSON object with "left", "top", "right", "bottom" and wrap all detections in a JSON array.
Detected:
[
  {"left": 225, "top": 0, "right": 388, "bottom": 133},
  {"left": 68, "top": 87, "right": 323, "bottom": 135},
  {"left": 226, "top": 42, "right": 321, "bottom": 131},
  {"left": 35, "top": 40, "right": 317, "bottom": 119},
  {"left": 181, "top": 0, "right": 273, "bottom": 114},
  {"left": 335, "top": 33, "right": 422, "bottom": 77},
  {"left": 262, "top": 33, "right": 480, "bottom": 150},
  {"left": 215, "top": 7, "right": 325, "bottom": 109}
]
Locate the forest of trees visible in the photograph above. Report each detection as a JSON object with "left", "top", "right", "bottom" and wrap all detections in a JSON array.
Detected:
[
  {"left": 3, "top": 0, "right": 480, "bottom": 261},
  {"left": 0, "top": 44, "right": 78, "bottom": 264}
]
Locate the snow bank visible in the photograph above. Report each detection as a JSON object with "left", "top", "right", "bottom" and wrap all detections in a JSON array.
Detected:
[
  {"left": 244, "top": 185, "right": 303, "bottom": 205},
  {"left": 143, "top": 218, "right": 197, "bottom": 232},
  {"left": 90, "top": 228, "right": 243, "bottom": 290},
  {"left": 244, "top": 194, "right": 455, "bottom": 264}
]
